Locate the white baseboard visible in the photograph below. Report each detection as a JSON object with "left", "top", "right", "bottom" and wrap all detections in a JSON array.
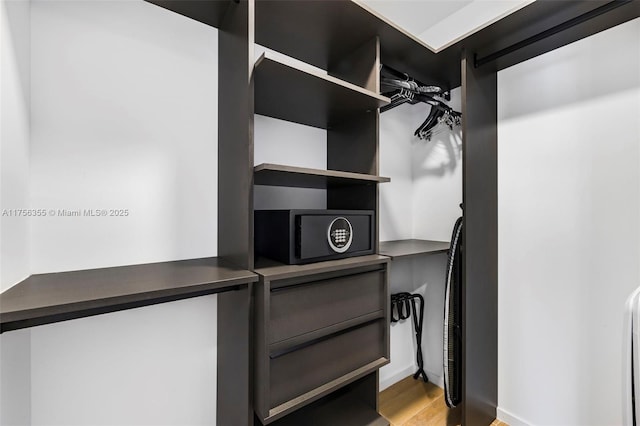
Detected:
[
  {"left": 425, "top": 369, "right": 444, "bottom": 389},
  {"left": 379, "top": 365, "right": 444, "bottom": 391},
  {"left": 497, "top": 407, "right": 531, "bottom": 426},
  {"left": 380, "top": 365, "right": 416, "bottom": 391}
]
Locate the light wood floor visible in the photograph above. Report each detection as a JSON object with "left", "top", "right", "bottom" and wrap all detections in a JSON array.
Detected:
[{"left": 379, "top": 376, "right": 507, "bottom": 426}]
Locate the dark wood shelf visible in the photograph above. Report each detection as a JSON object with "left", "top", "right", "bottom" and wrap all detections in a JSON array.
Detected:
[
  {"left": 254, "top": 163, "right": 390, "bottom": 189},
  {"left": 255, "top": 0, "right": 640, "bottom": 90},
  {"left": 270, "top": 382, "right": 389, "bottom": 426},
  {"left": 254, "top": 254, "right": 390, "bottom": 281},
  {"left": 254, "top": 52, "right": 389, "bottom": 129},
  {"left": 266, "top": 357, "right": 389, "bottom": 424},
  {"left": 144, "top": 0, "right": 458, "bottom": 89},
  {"left": 254, "top": 0, "right": 457, "bottom": 90},
  {"left": 0, "top": 257, "right": 257, "bottom": 333},
  {"left": 145, "top": 0, "right": 231, "bottom": 28},
  {"left": 379, "top": 239, "right": 450, "bottom": 259},
  {"left": 147, "top": 0, "right": 640, "bottom": 92}
]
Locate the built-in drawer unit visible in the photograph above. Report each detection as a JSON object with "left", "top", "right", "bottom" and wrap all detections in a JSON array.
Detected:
[
  {"left": 269, "top": 320, "right": 386, "bottom": 408},
  {"left": 269, "top": 269, "right": 385, "bottom": 344},
  {"left": 253, "top": 255, "right": 390, "bottom": 424}
]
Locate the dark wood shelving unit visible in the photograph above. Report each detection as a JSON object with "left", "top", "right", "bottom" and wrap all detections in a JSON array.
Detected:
[
  {"left": 266, "top": 358, "right": 390, "bottom": 425},
  {"left": 254, "top": 163, "right": 389, "bottom": 189},
  {"left": 0, "top": 258, "right": 257, "bottom": 333},
  {"left": 254, "top": 0, "right": 456, "bottom": 90},
  {"left": 253, "top": 253, "right": 390, "bottom": 424},
  {"left": 379, "top": 239, "right": 450, "bottom": 260},
  {"left": 214, "top": 1, "right": 393, "bottom": 422},
  {"left": 254, "top": 52, "right": 389, "bottom": 129},
  {"left": 270, "top": 384, "right": 389, "bottom": 426},
  {"left": 19, "top": 0, "right": 632, "bottom": 425}
]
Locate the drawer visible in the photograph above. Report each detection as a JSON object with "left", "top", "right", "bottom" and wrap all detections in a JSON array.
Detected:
[
  {"left": 269, "top": 270, "right": 385, "bottom": 344},
  {"left": 269, "top": 320, "right": 385, "bottom": 408}
]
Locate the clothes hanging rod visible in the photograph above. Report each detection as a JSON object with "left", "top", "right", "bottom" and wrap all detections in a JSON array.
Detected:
[{"left": 474, "top": 0, "right": 632, "bottom": 68}]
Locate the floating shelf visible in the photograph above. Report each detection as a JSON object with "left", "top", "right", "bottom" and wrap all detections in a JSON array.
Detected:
[
  {"left": 146, "top": 1, "right": 639, "bottom": 97},
  {"left": 379, "top": 239, "right": 450, "bottom": 260},
  {"left": 266, "top": 357, "right": 389, "bottom": 424},
  {"left": 254, "top": 254, "right": 389, "bottom": 281},
  {"left": 0, "top": 257, "right": 257, "bottom": 333},
  {"left": 254, "top": 163, "right": 390, "bottom": 189},
  {"left": 144, "top": 0, "right": 459, "bottom": 89},
  {"left": 145, "top": 0, "right": 231, "bottom": 28},
  {"left": 254, "top": 0, "right": 457, "bottom": 89},
  {"left": 254, "top": 52, "right": 389, "bottom": 129}
]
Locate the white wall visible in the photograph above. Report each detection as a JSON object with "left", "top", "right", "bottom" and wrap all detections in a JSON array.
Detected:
[
  {"left": 412, "top": 88, "right": 463, "bottom": 242},
  {"left": 1, "top": 0, "right": 31, "bottom": 292},
  {"left": 1, "top": 1, "right": 31, "bottom": 423},
  {"left": 497, "top": 18, "right": 640, "bottom": 426},
  {"left": 31, "top": 296, "right": 217, "bottom": 426},
  {"left": 379, "top": 103, "right": 414, "bottom": 242},
  {"left": 30, "top": 0, "right": 217, "bottom": 273},
  {"left": 253, "top": 114, "right": 326, "bottom": 210},
  {"left": 379, "top": 89, "right": 463, "bottom": 389},
  {"left": 379, "top": 253, "right": 450, "bottom": 391}
]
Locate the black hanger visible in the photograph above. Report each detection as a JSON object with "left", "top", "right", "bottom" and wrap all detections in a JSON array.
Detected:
[{"left": 379, "top": 64, "right": 461, "bottom": 141}]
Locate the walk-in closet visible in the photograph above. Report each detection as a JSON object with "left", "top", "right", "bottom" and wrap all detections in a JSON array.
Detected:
[{"left": 1, "top": 1, "right": 639, "bottom": 425}]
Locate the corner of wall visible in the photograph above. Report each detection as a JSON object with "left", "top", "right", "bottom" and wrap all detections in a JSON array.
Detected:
[
  {"left": 496, "top": 407, "right": 531, "bottom": 426},
  {"left": 410, "top": 86, "right": 462, "bottom": 242},
  {"left": 1, "top": 0, "right": 32, "bottom": 292},
  {"left": 379, "top": 87, "right": 462, "bottom": 391}
]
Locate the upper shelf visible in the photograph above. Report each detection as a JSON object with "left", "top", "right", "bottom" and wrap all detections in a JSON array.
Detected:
[
  {"left": 145, "top": 0, "right": 456, "bottom": 89},
  {"left": 0, "top": 257, "right": 257, "bottom": 333},
  {"left": 254, "top": 52, "right": 389, "bottom": 129},
  {"left": 254, "top": 163, "right": 390, "bottom": 189},
  {"left": 147, "top": 0, "right": 640, "bottom": 91},
  {"left": 379, "top": 239, "right": 450, "bottom": 260},
  {"left": 145, "top": 0, "right": 230, "bottom": 28},
  {"left": 254, "top": 0, "right": 457, "bottom": 89}
]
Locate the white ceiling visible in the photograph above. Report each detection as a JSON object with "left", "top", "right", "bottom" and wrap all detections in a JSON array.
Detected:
[{"left": 360, "top": 0, "right": 535, "bottom": 51}]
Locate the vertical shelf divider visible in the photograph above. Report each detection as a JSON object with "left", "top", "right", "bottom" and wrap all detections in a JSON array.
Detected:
[
  {"left": 327, "top": 37, "right": 381, "bottom": 253},
  {"left": 217, "top": 1, "right": 255, "bottom": 425},
  {"left": 325, "top": 36, "right": 386, "bottom": 415},
  {"left": 328, "top": 36, "right": 380, "bottom": 92},
  {"left": 461, "top": 49, "right": 498, "bottom": 425},
  {"left": 218, "top": 0, "right": 255, "bottom": 271}
]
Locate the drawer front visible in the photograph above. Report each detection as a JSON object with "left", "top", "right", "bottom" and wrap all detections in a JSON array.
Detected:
[
  {"left": 269, "top": 270, "right": 384, "bottom": 344},
  {"left": 269, "top": 320, "right": 385, "bottom": 408}
]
